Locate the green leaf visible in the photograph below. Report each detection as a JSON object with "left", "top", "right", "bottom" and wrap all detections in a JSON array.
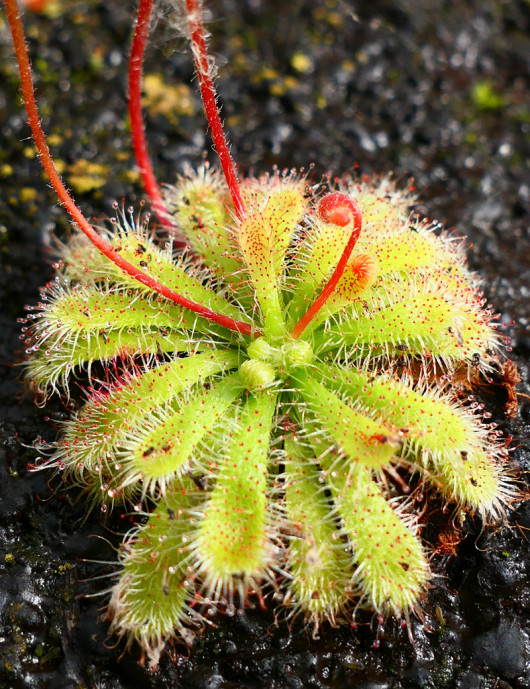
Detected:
[
  {"left": 314, "top": 362, "right": 507, "bottom": 514},
  {"left": 324, "top": 461, "right": 429, "bottom": 615},
  {"left": 283, "top": 435, "right": 352, "bottom": 623},
  {"left": 108, "top": 479, "right": 201, "bottom": 668},
  {"left": 25, "top": 284, "right": 211, "bottom": 393},
  {"left": 316, "top": 289, "right": 494, "bottom": 364},
  {"left": 295, "top": 371, "right": 397, "bottom": 468},
  {"left": 195, "top": 390, "right": 278, "bottom": 592},
  {"left": 60, "top": 226, "right": 248, "bottom": 324},
  {"left": 51, "top": 350, "right": 240, "bottom": 496},
  {"left": 165, "top": 166, "right": 242, "bottom": 280},
  {"left": 122, "top": 373, "right": 244, "bottom": 494}
]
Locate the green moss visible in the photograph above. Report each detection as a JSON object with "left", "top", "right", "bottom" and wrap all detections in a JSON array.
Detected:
[{"left": 471, "top": 80, "right": 507, "bottom": 111}]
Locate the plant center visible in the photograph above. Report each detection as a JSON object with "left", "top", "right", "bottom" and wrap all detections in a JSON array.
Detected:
[{"left": 239, "top": 336, "right": 314, "bottom": 391}]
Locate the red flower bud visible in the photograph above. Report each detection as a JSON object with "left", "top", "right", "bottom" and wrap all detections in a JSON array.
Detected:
[{"left": 318, "top": 192, "right": 361, "bottom": 229}]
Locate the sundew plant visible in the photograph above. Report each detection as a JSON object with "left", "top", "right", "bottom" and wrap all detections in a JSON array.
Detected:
[{"left": 5, "top": 0, "right": 517, "bottom": 668}]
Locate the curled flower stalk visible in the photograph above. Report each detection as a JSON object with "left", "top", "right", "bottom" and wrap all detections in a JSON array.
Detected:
[{"left": 5, "top": 0, "right": 517, "bottom": 670}]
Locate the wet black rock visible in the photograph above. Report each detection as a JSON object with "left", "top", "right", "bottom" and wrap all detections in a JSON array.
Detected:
[{"left": 471, "top": 618, "right": 528, "bottom": 680}]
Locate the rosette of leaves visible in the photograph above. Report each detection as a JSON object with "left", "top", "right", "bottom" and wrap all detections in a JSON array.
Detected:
[{"left": 21, "top": 167, "right": 512, "bottom": 665}]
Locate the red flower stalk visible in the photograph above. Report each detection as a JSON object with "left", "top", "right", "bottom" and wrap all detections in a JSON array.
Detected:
[
  {"left": 3, "top": 0, "right": 254, "bottom": 337},
  {"left": 291, "top": 193, "right": 363, "bottom": 339}
]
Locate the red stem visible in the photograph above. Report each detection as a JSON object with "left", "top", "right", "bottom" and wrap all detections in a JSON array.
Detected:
[
  {"left": 185, "top": 0, "right": 246, "bottom": 220},
  {"left": 4, "top": 0, "right": 255, "bottom": 338},
  {"left": 129, "top": 0, "right": 180, "bottom": 236},
  {"left": 290, "top": 205, "right": 363, "bottom": 339}
]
